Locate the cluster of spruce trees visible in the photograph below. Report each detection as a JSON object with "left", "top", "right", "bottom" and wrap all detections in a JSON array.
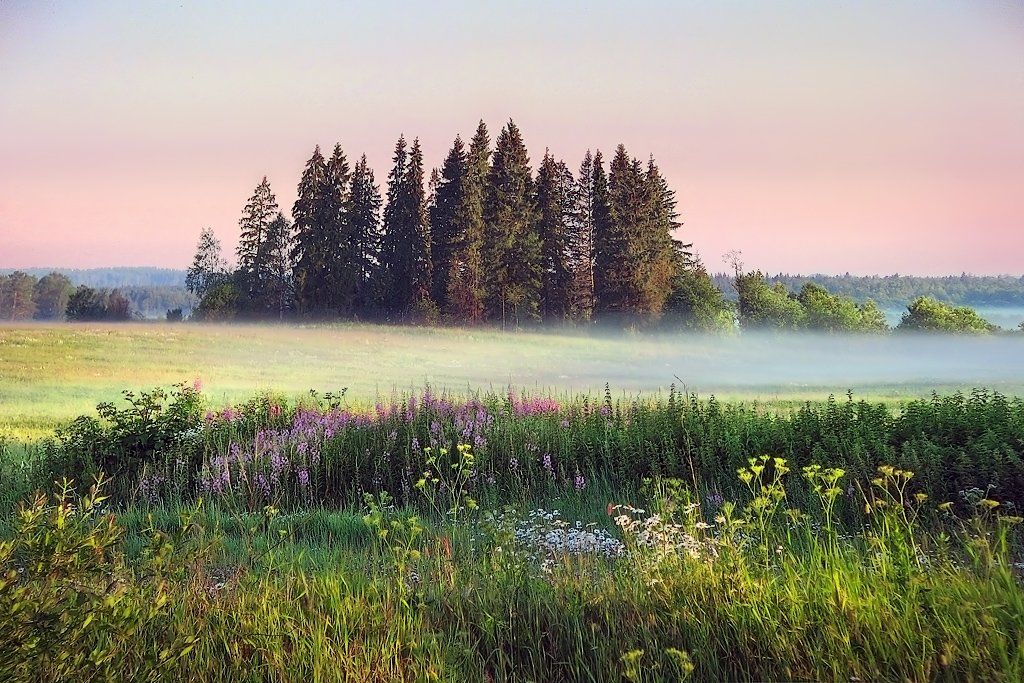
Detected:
[{"left": 188, "top": 119, "right": 712, "bottom": 327}]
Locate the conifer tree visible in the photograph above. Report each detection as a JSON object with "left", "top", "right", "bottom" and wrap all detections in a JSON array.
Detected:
[
  {"left": 591, "top": 150, "right": 614, "bottom": 315},
  {"left": 291, "top": 146, "right": 331, "bottom": 316},
  {"left": 535, "top": 151, "right": 574, "bottom": 320},
  {"left": 598, "top": 144, "right": 645, "bottom": 318},
  {"left": 380, "top": 136, "right": 433, "bottom": 319},
  {"left": 641, "top": 156, "right": 684, "bottom": 318},
  {"left": 348, "top": 154, "right": 383, "bottom": 316},
  {"left": 325, "top": 143, "right": 360, "bottom": 315},
  {"left": 447, "top": 121, "right": 490, "bottom": 324},
  {"left": 429, "top": 136, "right": 468, "bottom": 314},
  {"left": 598, "top": 146, "right": 680, "bottom": 322},
  {"left": 566, "top": 151, "right": 596, "bottom": 321},
  {"left": 258, "top": 212, "right": 293, "bottom": 319},
  {"left": 483, "top": 120, "right": 541, "bottom": 326},
  {"left": 236, "top": 177, "right": 279, "bottom": 308}
]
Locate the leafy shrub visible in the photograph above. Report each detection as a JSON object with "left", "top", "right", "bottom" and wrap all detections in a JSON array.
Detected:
[
  {"left": 0, "top": 477, "right": 199, "bottom": 682},
  {"left": 35, "top": 384, "right": 205, "bottom": 496}
]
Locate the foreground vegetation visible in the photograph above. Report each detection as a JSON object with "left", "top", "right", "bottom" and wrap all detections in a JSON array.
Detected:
[{"left": 2, "top": 383, "right": 1024, "bottom": 680}]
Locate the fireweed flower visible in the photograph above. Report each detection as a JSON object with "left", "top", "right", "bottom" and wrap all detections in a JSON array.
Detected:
[{"left": 542, "top": 453, "right": 555, "bottom": 477}]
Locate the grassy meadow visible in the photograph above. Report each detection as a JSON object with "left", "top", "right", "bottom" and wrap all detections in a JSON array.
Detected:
[
  {"left": 4, "top": 321, "right": 1024, "bottom": 440},
  {"left": 2, "top": 322, "right": 1024, "bottom": 681}
]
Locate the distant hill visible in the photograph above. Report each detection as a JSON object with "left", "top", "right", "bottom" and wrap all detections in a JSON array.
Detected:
[{"left": 0, "top": 267, "right": 186, "bottom": 288}]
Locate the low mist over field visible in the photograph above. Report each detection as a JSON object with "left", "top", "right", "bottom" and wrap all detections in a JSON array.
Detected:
[{"left": 2, "top": 323, "right": 1022, "bottom": 434}]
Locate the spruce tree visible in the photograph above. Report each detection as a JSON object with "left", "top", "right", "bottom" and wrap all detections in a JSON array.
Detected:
[
  {"left": 447, "top": 121, "right": 490, "bottom": 324},
  {"left": 591, "top": 150, "right": 613, "bottom": 315},
  {"left": 566, "top": 151, "right": 596, "bottom": 321},
  {"left": 325, "top": 143, "right": 359, "bottom": 316},
  {"left": 236, "top": 177, "right": 279, "bottom": 310},
  {"left": 348, "top": 154, "right": 383, "bottom": 317},
  {"left": 429, "top": 136, "right": 467, "bottom": 314},
  {"left": 641, "top": 156, "right": 684, "bottom": 318},
  {"left": 380, "top": 136, "right": 433, "bottom": 320},
  {"left": 405, "top": 138, "right": 433, "bottom": 318},
  {"left": 258, "top": 212, "right": 293, "bottom": 319},
  {"left": 291, "top": 146, "right": 331, "bottom": 316},
  {"left": 535, "top": 151, "right": 574, "bottom": 320},
  {"left": 598, "top": 144, "right": 644, "bottom": 319},
  {"left": 483, "top": 120, "right": 541, "bottom": 326}
]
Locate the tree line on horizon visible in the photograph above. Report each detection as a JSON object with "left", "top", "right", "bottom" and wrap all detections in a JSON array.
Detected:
[
  {"left": 187, "top": 119, "right": 723, "bottom": 328},
  {"left": 0, "top": 271, "right": 137, "bottom": 322}
]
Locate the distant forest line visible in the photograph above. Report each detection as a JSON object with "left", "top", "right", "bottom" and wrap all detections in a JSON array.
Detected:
[{"left": 3, "top": 268, "right": 1023, "bottom": 319}]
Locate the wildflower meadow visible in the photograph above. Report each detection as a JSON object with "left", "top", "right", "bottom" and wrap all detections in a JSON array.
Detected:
[{"left": 1, "top": 382, "right": 1023, "bottom": 681}]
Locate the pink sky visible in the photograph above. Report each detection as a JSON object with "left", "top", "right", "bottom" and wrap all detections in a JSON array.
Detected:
[{"left": 1, "top": 1, "right": 1022, "bottom": 275}]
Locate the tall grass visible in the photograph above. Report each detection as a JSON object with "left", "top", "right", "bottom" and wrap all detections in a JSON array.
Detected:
[
  {"left": 2, "top": 465, "right": 1022, "bottom": 681},
  {"left": 11, "top": 384, "right": 1023, "bottom": 516}
]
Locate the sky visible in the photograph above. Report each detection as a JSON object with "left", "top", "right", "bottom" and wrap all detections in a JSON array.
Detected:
[{"left": 1, "top": 0, "right": 1022, "bottom": 275}]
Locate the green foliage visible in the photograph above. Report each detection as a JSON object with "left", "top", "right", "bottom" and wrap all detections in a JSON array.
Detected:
[
  {"left": 735, "top": 271, "right": 806, "bottom": 329},
  {"left": 664, "top": 264, "right": 735, "bottom": 331},
  {"left": 34, "top": 384, "right": 204, "bottom": 493},
  {"left": 484, "top": 120, "right": 542, "bottom": 326},
  {"left": 0, "top": 477, "right": 200, "bottom": 682},
  {"left": 31, "top": 273, "right": 73, "bottom": 320},
  {"left": 5, "top": 390, "right": 1024, "bottom": 680},
  {"left": 717, "top": 272, "right": 1024, "bottom": 308},
  {"left": 797, "top": 283, "right": 889, "bottom": 332},
  {"left": 0, "top": 272, "right": 39, "bottom": 321},
  {"left": 380, "top": 136, "right": 434, "bottom": 320},
  {"left": 65, "top": 286, "right": 133, "bottom": 321},
  {"left": 594, "top": 146, "right": 678, "bottom": 323},
  {"left": 535, "top": 152, "right": 575, "bottom": 321},
  {"left": 186, "top": 227, "right": 228, "bottom": 300},
  {"left": 898, "top": 296, "right": 998, "bottom": 333},
  {"left": 192, "top": 280, "right": 239, "bottom": 321}
]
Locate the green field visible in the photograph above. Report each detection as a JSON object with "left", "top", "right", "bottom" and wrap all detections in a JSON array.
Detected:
[
  {"left": 4, "top": 321, "right": 1023, "bottom": 441},
  {"left": 4, "top": 322, "right": 1024, "bottom": 680}
]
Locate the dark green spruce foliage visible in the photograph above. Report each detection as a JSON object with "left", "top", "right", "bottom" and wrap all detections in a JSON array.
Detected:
[
  {"left": 566, "top": 151, "right": 597, "bottom": 321},
  {"left": 380, "top": 137, "right": 434, "bottom": 320},
  {"left": 429, "top": 136, "right": 468, "bottom": 313},
  {"left": 596, "top": 146, "right": 678, "bottom": 322},
  {"left": 323, "top": 144, "right": 360, "bottom": 316},
  {"left": 348, "top": 154, "right": 382, "bottom": 315},
  {"left": 445, "top": 121, "right": 490, "bottom": 324},
  {"left": 234, "top": 177, "right": 279, "bottom": 312},
  {"left": 257, "top": 212, "right": 293, "bottom": 319},
  {"left": 290, "top": 147, "right": 333, "bottom": 316},
  {"left": 535, "top": 151, "right": 574, "bottom": 321},
  {"left": 483, "top": 120, "right": 542, "bottom": 326}
]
